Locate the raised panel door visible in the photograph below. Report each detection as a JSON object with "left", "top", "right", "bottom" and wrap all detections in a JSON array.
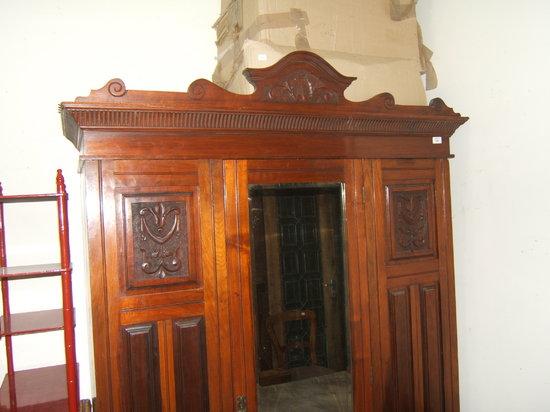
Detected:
[
  {"left": 91, "top": 159, "right": 221, "bottom": 411},
  {"left": 370, "top": 159, "right": 458, "bottom": 412}
]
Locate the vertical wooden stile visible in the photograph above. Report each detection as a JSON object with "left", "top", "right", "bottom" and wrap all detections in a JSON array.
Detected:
[
  {"left": 0, "top": 182, "right": 17, "bottom": 410},
  {"left": 56, "top": 170, "right": 79, "bottom": 412}
]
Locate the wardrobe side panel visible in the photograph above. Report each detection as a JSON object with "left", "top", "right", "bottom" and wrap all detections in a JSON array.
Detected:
[{"left": 373, "top": 159, "right": 457, "bottom": 412}]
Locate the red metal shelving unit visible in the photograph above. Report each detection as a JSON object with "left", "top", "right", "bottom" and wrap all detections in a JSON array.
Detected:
[{"left": 0, "top": 170, "right": 78, "bottom": 412}]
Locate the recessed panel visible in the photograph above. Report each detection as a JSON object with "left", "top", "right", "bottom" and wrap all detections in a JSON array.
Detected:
[
  {"left": 420, "top": 284, "right": 445, "bottom": 411},
  {"left": 122, "top": 192, "right": 198, "bottom": 290},
  {"left": 385, "top": 183, "right": 437, "bottom": 262},
  {"left": 121, "top": 323, "right": 161, "bottom": 411},
  {"left": 387, "top": 288, "right": 414, "bottom": 411},
  {"left": 173, "top": 317, "right": 209, "bottom": 412}
]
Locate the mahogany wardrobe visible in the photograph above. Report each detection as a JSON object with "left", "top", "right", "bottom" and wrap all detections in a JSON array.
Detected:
[{"left": 60, "top": 51, "right": 467, "bottom": 412}]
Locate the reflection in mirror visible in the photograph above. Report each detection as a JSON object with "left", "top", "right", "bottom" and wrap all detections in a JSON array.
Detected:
[{"left": 249, "top": 183, "right": 352, "bottom": 411}]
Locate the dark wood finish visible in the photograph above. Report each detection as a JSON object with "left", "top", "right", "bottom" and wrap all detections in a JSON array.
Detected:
[
  {"left": 172, "top": 317, "right": 209, "bottom": 412},
  {"left": 61, "top": 51, "right": 466, "bottom": 411},
  {"left": 387, "top": 287, "right": 415, "bottom": 410},
  {"left": 60, "top": 50, "right": 467, "bottom": 162},
  {"left": 211, "top": 161, "right": 236, "bottom": 412},
  {"left": 420, "top": 284, "right": 445, "bottom": 411},
  {"left": 243, "top": 51, "right": 356, "bottom": 104},
  {"left": 385, "top": 184, "right": 437, "bottom": 261},
  {"left": 123, "top": 194, "right": 197, "bottom": 290},
  {"left": 224, "top": 159, "right": 259, "bottom": 411},
  {"left": 82, "top": 161, "right": 113, "bottom": 411},
  {"left": 121, "top": 323, "right": 162, "bottom": 411},
  {"left": 81, "top": 159, "right": 220, "bottom": 411},
  {"left": 372, "top": 159, "right": 457, "bottom": 411},
  {"left": 0, "top": 171, "right": 79, "bottom": 412}
]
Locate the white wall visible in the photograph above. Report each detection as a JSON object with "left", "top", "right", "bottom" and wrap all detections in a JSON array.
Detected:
[
  {"left": 2, "top": 0, "right": 549, "bottom": 409},
  {"left": 417, "top": 1, "right": 550, "bottom": 410},
  {"left": 0, "top": 0, "right": 219, "bottom": 400}
]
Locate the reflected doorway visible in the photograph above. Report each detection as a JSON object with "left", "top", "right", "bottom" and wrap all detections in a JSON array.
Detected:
[{"left": 249, "top": 184, "right": 352, "bottom": 411}]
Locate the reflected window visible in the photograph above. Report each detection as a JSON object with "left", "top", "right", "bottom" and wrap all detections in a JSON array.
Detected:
[{"left": 249, "top": 184, "right": 352, "bottom": 411}]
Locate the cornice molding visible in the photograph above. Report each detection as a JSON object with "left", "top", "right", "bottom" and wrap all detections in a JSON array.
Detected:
[{"left": 60, "top": 51, "right": 468, "bottom": 152}]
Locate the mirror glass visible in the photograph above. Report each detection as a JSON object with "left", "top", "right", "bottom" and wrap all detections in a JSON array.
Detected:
[{"left": 249, "top": 183, "right": 352, "bottom": 411}]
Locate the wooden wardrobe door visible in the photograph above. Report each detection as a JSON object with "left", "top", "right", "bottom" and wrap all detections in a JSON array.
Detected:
[
  {"left": 222, "top": 159, "right": 374, "bottom": 412},
  {"left": 370, "top": 159, "right": 458, "bottom": 412},
  {"left": 92, "top": 159, "right": 220, "bottom": 412}
]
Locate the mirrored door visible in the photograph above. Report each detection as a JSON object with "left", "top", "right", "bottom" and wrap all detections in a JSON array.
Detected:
[
  {"left": 223, "top": 159, "right": 373, "bottom": 412},
  {"left": 249, "top": 184, "right": 352, "bottom": 411}
]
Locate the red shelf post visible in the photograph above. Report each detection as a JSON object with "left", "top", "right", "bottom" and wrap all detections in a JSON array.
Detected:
[
  {"left": 56, "top": 170, "right": 79, "bottom": 412},
  {"left": 0, "top": 182, "right": 17, "bottom": 410}
]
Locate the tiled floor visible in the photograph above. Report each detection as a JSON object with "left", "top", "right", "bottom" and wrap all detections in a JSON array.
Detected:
[{"left": 258, "top": 371, "right": 352, "bottom": 411}]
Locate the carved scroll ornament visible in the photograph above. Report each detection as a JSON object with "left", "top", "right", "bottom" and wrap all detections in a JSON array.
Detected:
[{"left": 132, "top": 202, "right": 188, "bottom": 280}]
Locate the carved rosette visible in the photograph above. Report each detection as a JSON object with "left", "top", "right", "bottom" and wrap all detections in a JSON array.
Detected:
[
  {"left": 393, "top": 190, "right": 429, "bottom": 253},
  {"left": 263, "top": 70, "right": 339, "bottom": 104},
  {"left": 131, "top": 201, "right": 189, "bottom": 280},
  {"left": 107, "top": 79, "right": 127, "bottom": 97}
]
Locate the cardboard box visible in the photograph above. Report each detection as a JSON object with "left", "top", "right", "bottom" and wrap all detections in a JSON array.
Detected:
[{"left": 213, "top": 0, "right": 432, "bottom": 104}]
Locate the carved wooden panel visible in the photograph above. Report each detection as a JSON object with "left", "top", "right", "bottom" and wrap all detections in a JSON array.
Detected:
[
  {"left": 122, "top": 192, "right": 198, "bottom": 290},
  {"left": 121, "top": 323, "right": 161, "bottom": 412},
  {"left": 131, "top": 201, "right": 188, "bottom": 279},
  {"left": 385, "top": 183, "right": 437, "bottom": 262},
  {"left": 173, "top": 317, "right": 209, "bottom": 412},
  {"left": 387, "top": 288, "right": 415, "bottom": 411},
  {"left": 244, "top": 51, "right": 355, "bottom": 105},
  {"left": 420, "top": 284, "right": 445, "bottom": 411},
  {"left": 262, "top": 69, "right": 339, "bottom": 104}
]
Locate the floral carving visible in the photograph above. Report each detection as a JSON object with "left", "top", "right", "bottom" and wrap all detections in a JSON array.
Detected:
[
  {"left": 132, "top": 202, "right": 188, "bottom": 279},
  {"left": 393, "top": 190, "right": 429, "bottom": 253},
  {"left": 264, "top": 70, "right": 339, "bottom": 104}
]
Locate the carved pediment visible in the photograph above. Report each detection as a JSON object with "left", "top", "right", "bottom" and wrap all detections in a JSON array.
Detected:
[
  {"left": 244, "top": 51, "right": 356, "bottom": 104},
  {"left": 60, "top": 51, "right": 468, "bottom": 156},
  {"left": 260, "top": 69, "right": 338, "bottom": 104}
]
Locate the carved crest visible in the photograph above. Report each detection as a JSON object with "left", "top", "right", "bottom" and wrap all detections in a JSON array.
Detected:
[
  {"left": 263, "top": 70, "right": 339, "bottom": 104},
  {"left": 244, "top": 51, "right": 356, "bottom": 104}
]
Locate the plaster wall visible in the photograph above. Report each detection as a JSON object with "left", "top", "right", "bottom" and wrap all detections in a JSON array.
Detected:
[
  {"left": 0, "top": 0, "right": 219, "bottom": 399},
  {"left": 418, "top": 1, "right": 550, "bottom": 410}
]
